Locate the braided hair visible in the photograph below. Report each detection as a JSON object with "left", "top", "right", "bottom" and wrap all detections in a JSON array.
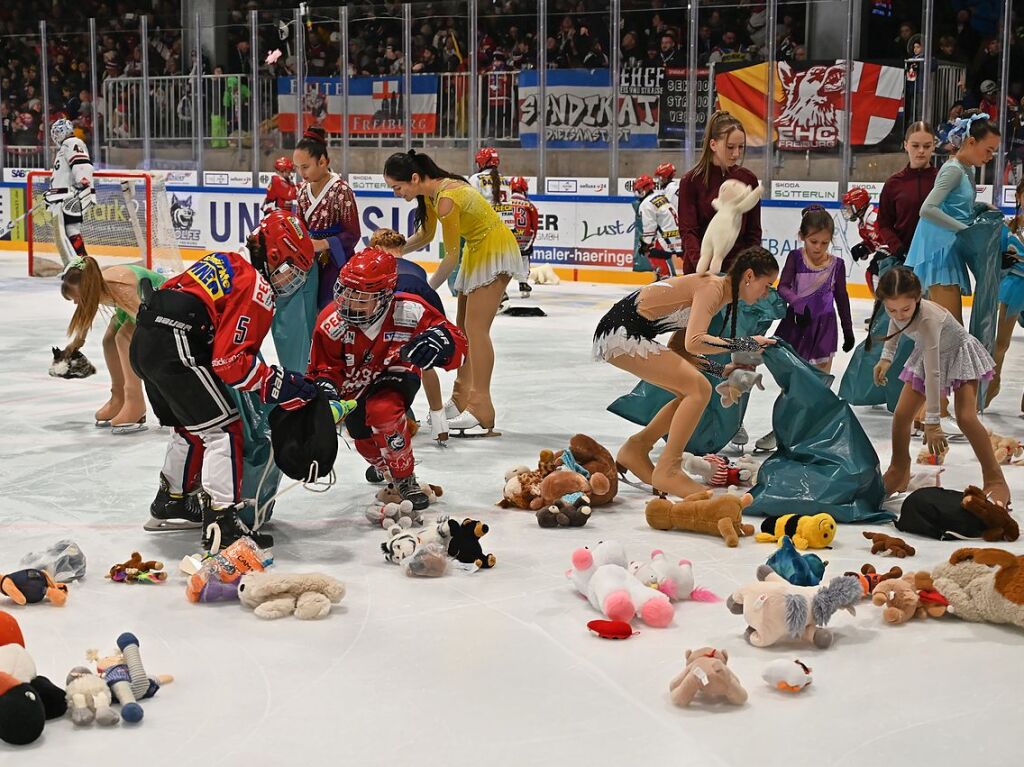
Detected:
[
  {"left": 724, "top": 246, "right": 779, "bottom": 337},
  {"left": 864, "top": 266, "right": 922, "bottom": 351},
  {"left": 383, "top": 149, "right": 468, "bottom": 232}
]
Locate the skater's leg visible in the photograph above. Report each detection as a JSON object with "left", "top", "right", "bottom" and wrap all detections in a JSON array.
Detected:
[
  {"left": 985, "top": 304, "right": 1016, "bottom": 407},
  {"left": 955, "top": 381, "right": 1010, "bottom": 506},
  {"left": 112, "top": 321, "right": 148, "bottom": 429},
  {"left": 95, "top": 318, "right": 125, "bottom": 423},
  {"left": 883, "top": 382, "right": 924, "bottom": 495}
]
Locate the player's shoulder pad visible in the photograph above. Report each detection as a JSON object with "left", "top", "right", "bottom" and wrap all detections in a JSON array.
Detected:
[{"left": 392, "top": 296, "right": 427, "bottom": 328}]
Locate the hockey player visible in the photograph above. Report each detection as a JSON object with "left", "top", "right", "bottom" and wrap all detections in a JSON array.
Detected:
[
  {"left": 131, "top": 209, "right": 317, "bottom": 550},
  {"left": 498, "top": 176, "right": 539, "bottom": 298},
  {"left": 308, "top": 247, "right": 467, "bottom": 510},
  {"left": 653, "top": 162, "right": 679, "bottom": 208},
  {"left": 636, "top": 174, "right": 681, "bottom": 280},
  {"left": 45, "top": 118, "right": 95, "bottom": 264},
  {"left": 469, "top": 146, "right": 510, "bottom": 208},
  {"left": 840, "top": 186, "right": 888, "bottom": 295},
  {"left": 262, "top": 156, "right": 298, "bottom": 214}
]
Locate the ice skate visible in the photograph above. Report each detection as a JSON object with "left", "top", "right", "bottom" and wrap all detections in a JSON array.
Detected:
[
  {"left": 753, "top": 430, "right": 776, "bottom": 454},
  {"left": 145, "top": 473, "right": 203, "bottom": 531},
  {"left": 651, "top": 465, "right": 707, "bottom": 500},
  {"left": 429, "top": 408, "right": 449, "bottom": 445},
  {"left": 201, "top": 496, "right": 273, "bottom": 554},
  {"left": 94, "top": 395, "right": 122, "bottom": 427},
  {"left": 940, "top": 416, "right": 966, "bottom": 442},
  {"left": 615, "top": 436, "right": 656, "bottom": 492},
  {"left": 519, "top": 281, "right": 533, "bottom": 299},
  {"left": 395, "top": 473, "right": 431, "bottom": 511},
  {"left": 443, "top": 398, "right": 462, "bottom": 420},
  {"left": 730, "top": 425, "right": 749, "bottom": 453},
  {"left": 449, "top": 409, "right": 501, "bottom": 437},
  {"left": 111, "top": 415, "right": 147, "bottom": 435},
  {"left": 366, "top": 465, "right": 386, "bottom": 484}
]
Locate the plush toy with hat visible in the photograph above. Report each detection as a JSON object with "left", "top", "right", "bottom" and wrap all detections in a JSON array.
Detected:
[
  {"left": 669, "top": 647, "right": 748, "bottom": 707},
  {"left": 0, "top": 568, "right": 69, "bottom": 606},
  {"left": 645, "top": 491, "right": 755, "bottom": 547},
  {"left": 237, "top": 572, "right": 346, "bottom": 620},
  {"left": 567, "top": 541, "right": 673, "bottom": 627},
  {"left": 683, "top": 453, "right": 756, "bottom": 488}
]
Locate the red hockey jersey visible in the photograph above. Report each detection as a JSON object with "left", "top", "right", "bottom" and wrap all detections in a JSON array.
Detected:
[
  {"left": 161, "top": 251, "right": 276, "bottom": 391},
  {"left": 263, "top": 174, "right": 297, "bottom": 213},
  {"left": 496, "top": 193, "right": 539, "bottom": 254},
  {"left": 307, "top": 293, "right": 467, "bottom": 400},
  {"left": 856, "top": 206, "right": 883, "bottom": 251}
]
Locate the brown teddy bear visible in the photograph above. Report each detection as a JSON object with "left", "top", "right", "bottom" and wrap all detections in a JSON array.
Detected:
[
  {"left": 987, "top": 430, "right": 1023, "bottom": 464},
  {"left": 108, "top": 553, "right": 165, "bottom": 584},
  {"left": 498, "top": 449, "right": 562, "bottom": 509},
  {"left": 871, "top": 571, "right": 948, "bottom": 623},
  {"left": 645, "top": 491, "right": 755, "bottom": 547},
  {"left": 961, "top": 485, "right": 1020, "bottom": 542},
  {"left": 669, "top": 647, "right": 748, "bottom": 707},
  {"left": 552, "top": 435, "right": 618, "bottom": 506},
  {"left": 863, "top": 531, "right": 916, "bottom": 558},
  {"left": 534, "top": 471, "right": 609, "bottom": 528}
]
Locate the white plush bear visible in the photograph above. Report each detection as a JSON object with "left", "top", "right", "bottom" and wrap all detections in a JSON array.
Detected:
[
  {"left": 567, "top": 541, "right": 674, "bottom": 627},
  {"left": 529, "top": 263, "right": 560, "bottom": 285},
  {"left": 237, "top": 572, "right": 346, "bottom": 620},
  {"left": 697, "top": 180, "right": 762, "bottom": 274},
  {"left": 629, "top": 550, "right": 719, "bottom": 602}
]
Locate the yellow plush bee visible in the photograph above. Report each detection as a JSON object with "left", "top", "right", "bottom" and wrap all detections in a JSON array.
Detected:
[{"left": 755, "top": 513, "right": 837, "bottom": 550}]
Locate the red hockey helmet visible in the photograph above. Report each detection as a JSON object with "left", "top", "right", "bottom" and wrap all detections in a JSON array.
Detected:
[
  {"left": 840, "top": 187, "right": 871, "bottom": 221},
  {"left": 274, "top": 156, "right": 295, "bottom": 174},
  {"left": 654, "top": 162, "right": 676, "bottom": 183},
  {"left": 633, "top": 174, "right": 655, "bottom": 198},
  {"left": 509, "top": 176, "right": 528, "bottom": 195},
  {"left": 252, "top": 210, "right": 315, "bottom": 297},
  {"left": 475, "top": 147, "right": 500, "bottom": 170},
  {"left": 334, "top": 247, "right": 399, "bottom": 326}
]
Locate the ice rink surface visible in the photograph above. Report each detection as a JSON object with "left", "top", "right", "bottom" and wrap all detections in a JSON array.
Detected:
[{"left": 1, "top": 254, "right": 1022, "bottom": 766}]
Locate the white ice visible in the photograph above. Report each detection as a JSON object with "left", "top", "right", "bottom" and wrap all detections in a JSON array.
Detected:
[{"left": 1, "top": 252, "right": 1023, "bottom": 767}]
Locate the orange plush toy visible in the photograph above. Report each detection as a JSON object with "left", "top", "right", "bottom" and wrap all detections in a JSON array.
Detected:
[
  {"left": 0, "top": 569, "right": 68, "bottom": 606},
  {"left": 645, "top": 491, "right": 755, "bottom": 547}
]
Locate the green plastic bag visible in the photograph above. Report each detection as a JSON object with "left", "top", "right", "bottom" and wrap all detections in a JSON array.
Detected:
[
  {"left": 271, "top": 268, "right": 320, "bottom": 372},
  {"left": 747, "top": 341, "right": 891, "bottom": 523},
  {"left": 606, "top": 290, "right": 786, "bottom": 454},
  {"left": 226, "top": 385, "right": 283, "bottom": 529}
]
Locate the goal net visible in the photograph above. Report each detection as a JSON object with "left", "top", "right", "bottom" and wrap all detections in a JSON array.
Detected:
[{"left": 27, "top": 171, "right": 184, "bottom": 278}]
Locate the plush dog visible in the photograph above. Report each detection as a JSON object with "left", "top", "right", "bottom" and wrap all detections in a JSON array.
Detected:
[
  {"left": 696, "top": 180, "right": 762, "bottom": 274},
  {"left": 48, "top": 345, "right": 96, "bottom": 379},
  {"left": 863, "top": 531, "right": 916, "bottom": 558},
  {"left": 669, "top": 647, "right": 748, "bottom": 707},
  {"left": 237, "top": 572, "right": 346, "bottom": 620},
  {"left": 931, "top": 548, "right": 1024, "bottom": 629},
  {"left": 715, "top": 368, "right": 765, "bottom": 408},
  {"left": 645, "top": 491, "right": 755, "bottom": 547}
]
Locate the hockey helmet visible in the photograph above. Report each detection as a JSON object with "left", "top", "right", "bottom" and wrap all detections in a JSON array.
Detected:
[
  {"left": 840, "top": 187, "right": 871, "bottom": 221},
  {"left": 251, "top": 210, "right": 314, "bottom": 297},
  {"left": 475, "top": 147, "right": 500, "bottom": 170},
  {"left": 334, "top": 247, "right": 398, "bottom": 326},
  {"left": 50, "top": 118, "right": 75, "bottom": 146},
  {"left": 509, "top": 176, "right": 529, "bottom": 195},
  {"left": 633, "top": 174, "right": 655, "bottom": 198},
  {"left": 653, "top": 162, "right": 676, "bottom": 184},
  {"left": 274, "top": 156, "right": 295, "bottom": 174}
]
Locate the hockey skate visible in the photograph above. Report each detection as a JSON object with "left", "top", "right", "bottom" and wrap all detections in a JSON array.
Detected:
[
  {"left": 366, "top": 465, "right": 386, "bottom": 484},
  {"left": 730, "top": 425, "right": 749, "bottom": 453},
  {"left": 145, "top": 473, "right": 203, "bottom": 531},
  {"left": 753, "top": 430, "right": 777, "bottom": 454},
  {"left": 201, "top": 495, "right": 273, "bottom": 554},
  {"left": 395, "top": 473, "right": 431, "bottom": 511},
  {"left": 429, "top": 409, "right": 449, "bottom": 446}
]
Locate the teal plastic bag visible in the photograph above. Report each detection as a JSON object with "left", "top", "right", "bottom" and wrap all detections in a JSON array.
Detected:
[
  {"left": 747, "top": 341, "right": 891, "bottom": 523},
  {"left": 955, "top": 210, "right": 1002, "bottom": 405},
  {"left": 271, "top": 268, "right": 320, "bottom": 372},
  {"left": 226, "top": 386, "right": 283, "bottom": 529},
  {"left": 606, "top": 290, "right": 786, "bottom": 454}
]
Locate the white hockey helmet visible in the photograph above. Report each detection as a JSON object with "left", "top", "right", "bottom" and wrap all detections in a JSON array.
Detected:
[{"left": 50, "top": 118, "right": 75, "bottom": 145}]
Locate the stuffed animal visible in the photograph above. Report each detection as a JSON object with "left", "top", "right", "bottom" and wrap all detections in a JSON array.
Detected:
[
  {"left": 845, "top": 564, "right": 904, "bottom": 598},
  {"left": 108, "top": 552, "right": 167, "bottom": 584},
  {"left": 376, "top": 481, "right": 443, "bottom": 506},
  {"left": 366, "top": 499, "right": 423, "bottom": 530},
  {"left": 961, "top": 485, "right": 1020, "bottom": 542},
  {"left": 762, "top": 659, "right": 813, "bottom": 693},
  {"left": 764, "top": 536, "right": 827, "bottom": 586},
  {"left": 498, "top": 465, "right": 547, "bottom": 510},
  {"left": 727, "top": 569, "right": 862, "bottom": 648},
  {"left": 447, "top": 519, "right": 496, "bottom": 569},
  {"left": 0, "top": 626, "right": 67, "bottom": 744},
  {"left": 48, "top": 345, "right": 96, "bottom": 379},
  {"left": 645, "top": 491, "right": 755, "bottom": 547},
  {"left": 587, "top": 620, "right": 635, "bottom": 639},
  {"left": 88, "top": 635, "right": 171, "bottom": 724},
  {"left": 669, "top": 647, "right": 748, "bottom": 707},
  {"left": 863, "top": 531, "right": 916, "bottom": 558},
  {"left": 529, "top": 263, "right": 560, "bottom": 285},
  {"left": 871, "top": 572, "right": 948, "bottom": 624},
  {"left": 916, "top": 444, "right": 947, "bottom": 465},
  {"left": 715, "top": 368, "right": 765, "bottom": 408},
  {"left": 381, "top": 516, "right": 452, "bottom": 566},
  {"left": 536, "top": 496, "right": 593, "bottom": 528},
  {"left": 237, "top": 572, "right": 346, "bottom": 620},
  {"left": 185, "top": 536, "right": 272, "bottom": 603},
  {"left": 534, "top": 471, "right": 607, "bottom": 528},
  {"left": 65, "top": 666, "right": 119, "bottom": 726},
  {"left": 552, "top": 435, "right": 618, "bottom": 506},
  {"left": 697, "top": 180, "right": 762, "bottom": 274},
  {"left": 567, "top": 541, "right": 673, "bottom": 627},
  {"left": 755, "top": 513, "right": 836, "bottom": 550},
  {"left": 0, "top": 568, "right": 69, "bottom": 606},
  {"left": 987, "top": 429, "right": 1023, "bottom": 464},
  {"left": 931, "top": 548, "right": 1024, "bottom": 629},
  {"left": 683, "top": 453, "right": 755, "bottom": 488},
  {"left": 629, "top": 551, "right": 719, "bottom": 602}
]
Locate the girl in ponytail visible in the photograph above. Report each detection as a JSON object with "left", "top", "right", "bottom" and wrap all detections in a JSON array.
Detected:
[
  {"left": 871, "top": 267, "right": 1008, "bottom": 506},
  {"left": 593, "top": 246, "right": 777, "bottom": 498}
]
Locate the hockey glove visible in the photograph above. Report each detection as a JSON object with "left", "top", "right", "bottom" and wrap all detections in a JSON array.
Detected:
[
  {"left": 400, "top": 326, "right": 456, "bottom": 370},
  {"left": 850, "top": 242, "right": 872, "bottom": 262},
  {"left": 259, "top": 365, "right": 318, "bottom": 409},
  {"left": 314, "top": 378, "right": 340, "bottom": 401}
]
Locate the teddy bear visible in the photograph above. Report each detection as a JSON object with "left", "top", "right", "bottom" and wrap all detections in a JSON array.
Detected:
[
  {"left": 931, "top": 547, "right": 1024, "bottom": 628},
  {"left": 727, "top": 569, "right": 862, "bottom": 648},
  {"left": 756, "top": 513, "right": 837, "bottom": 550},
  {"left": 863, "top": 531, "right": 916, "bottom": 558},
  {"left": 715, "top": 368, "right": 765, "bottom": 408},
  {"left": 961, "top": 485, "right": 1020, "bottom": 542},
  {"left": 0, "top": 568, "right": 69, "bottom": 606},
  {"left": 108, "top": 552, "right": 167, "bottom": 584},
  {"left": 696, "top": 180, "right": 763, "bottom": 274},
  {"left": 629, "top": 550, "right": 719, "bottom": 602},
  {"left": 237, "top": 572, "right": 346, "bottom": 619},
  {"left": 669, "top": 647, "right": 748, "bottom": 707},
  {"left": 366, "top": 499, "right": 423, "bottom": 530},
  {"left": 552, "top": 435, "right": 618, "bottom": 506},
  {"left": 845, "top": 564, "right": 904, "bottom": 597},
  {"left": 533, "top": 470, "right": 608, "bottom": 528},
  {"left": 646, "top": 491, "right": 755, "bottom": 547},
  {"left": 567, "top": 541, "right": 673, "bottom": 627},
  {"left": 987, "top": 429, "right": 1023, "bottom": 464},
  {"left": 376, "top": 481, "right": 443, "bottom": 506},
  {"left": 447, "top": 519, "right": 496, "bottom": 569},
  {"left": 871, "top": 571, "right": 948, "bottom": 624},
  {"left": 529, "top": 263, "right": 560, "bottom": 285},
  {"left": 65, "top": 666, "right": 120, "bottom": 726},
  {"left": 498, "top": 465, "right": 547, "bottom": 510}
]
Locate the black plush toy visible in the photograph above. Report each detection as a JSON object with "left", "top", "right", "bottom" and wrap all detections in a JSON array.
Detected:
[
  {"left": 48, "top": 346, "right": 96, "bottom": 379},
  {"left": 0, "top": 610, "right": 68, "bottom": 745},
  {"left": 447, "top": 519, "right": 496, "bottom": 569}
]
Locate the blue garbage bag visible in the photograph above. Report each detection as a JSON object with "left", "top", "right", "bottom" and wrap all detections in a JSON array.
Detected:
[
  {"left": 747, "top": 341, "right": 891, "bottom": 523},
  {"left": 606, "top": 290, "right": 786, "bottom": 454},
  {"left": 271, "top": 268, "right": 320, "bottom": 372},
  {"left": 226, "top": 386, "right": 283, "bottom": 530}
]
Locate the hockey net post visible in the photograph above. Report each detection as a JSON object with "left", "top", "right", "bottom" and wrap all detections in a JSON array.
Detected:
[{"left": 27, "top": 171, "right": 184, "bottom": 278}]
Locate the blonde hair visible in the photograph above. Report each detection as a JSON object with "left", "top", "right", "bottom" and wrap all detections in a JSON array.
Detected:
[
  {"left": 368, "top": 228, "right": 408, "bottom": 251},
  {"left": 61, "top": 256, "right": 115, "bottom": 340},
  {"left": 690, "top": 111, "right": 746, "bottom": 186}
]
